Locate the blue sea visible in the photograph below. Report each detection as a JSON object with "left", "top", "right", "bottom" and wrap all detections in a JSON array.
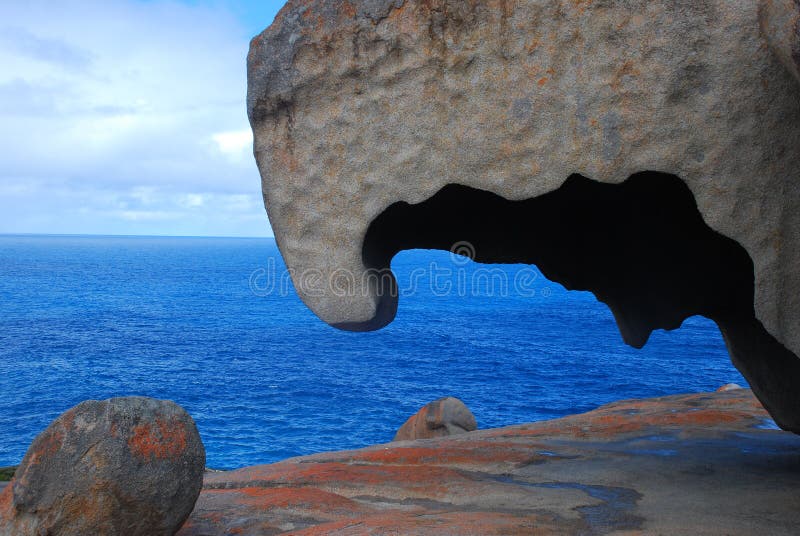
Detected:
[{"left": 0, "top": 235, "right": 746, "bottom": 469}]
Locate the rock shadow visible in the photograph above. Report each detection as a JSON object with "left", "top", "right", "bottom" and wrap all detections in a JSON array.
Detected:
[{"left": 362, "top": 172, "right": 800, "bottom": 431}]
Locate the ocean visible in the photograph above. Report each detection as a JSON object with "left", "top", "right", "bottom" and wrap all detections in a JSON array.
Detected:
[{"left": 0, "top": 234, "right": 746, "bottom": 469}]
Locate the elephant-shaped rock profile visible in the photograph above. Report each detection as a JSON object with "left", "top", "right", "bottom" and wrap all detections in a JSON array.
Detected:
[{"left": 247, "top": 0, "right": 800, "bottom": 431}]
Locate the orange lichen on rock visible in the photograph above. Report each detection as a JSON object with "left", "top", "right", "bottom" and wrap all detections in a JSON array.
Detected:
[
  {"left": 35, "top": 428, "right": 64, "bottom": 459},
  {"left": 180, "top": 390, "right": 800, "bottom": 535},
  {"left": 0, "top": 483, "right": 13, "bottom": 522},
  {"left": 340, "top": 0, "right": 356, "bottom": 19},
  {"left": 353, "top": 442, "right": 534, "bottom": 467},
  {"left": 217, "top": 487, "right": 366, "bottom": 515},
  {"left": 280, "top": 461, "right": 456, "bottom": 496},
  {"left": 128, "top": 417, "right": 188, "bottom": 461},
  {"left": 3, "top": 397, "right": 204, "bottom": 536},
  {"left": 289, "top": 511, "right": 552, "bottom": 536},
  {"left": 562, "top": 409, "right": 741, "bottom": 438}
]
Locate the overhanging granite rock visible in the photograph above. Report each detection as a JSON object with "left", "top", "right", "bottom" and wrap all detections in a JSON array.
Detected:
[{"left": 248, "top": 1, "right": 800, "bottom": 429}]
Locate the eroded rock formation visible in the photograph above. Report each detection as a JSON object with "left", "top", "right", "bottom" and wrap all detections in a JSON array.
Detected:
[
  {"left": 0, "top": 397, "right": 205, "bottom": 536},
  {"left": 248, "top": 1, "right": 800, "bottom": 430},
  {"left": 393, "top": 396, "right": 477, "bottom": 441}
]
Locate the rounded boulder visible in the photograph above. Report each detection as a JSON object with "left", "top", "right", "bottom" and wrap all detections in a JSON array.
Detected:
[
  {"left": 394, "top": 397, "right": 477, "bottom": 441},
  {"left": 0, "top": 397, "right": 205, "bottom": 536}
]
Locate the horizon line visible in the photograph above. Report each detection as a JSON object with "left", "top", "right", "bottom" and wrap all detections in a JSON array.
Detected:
[{"left": 0, "top": 232, "right": 276, "bottom": 240}]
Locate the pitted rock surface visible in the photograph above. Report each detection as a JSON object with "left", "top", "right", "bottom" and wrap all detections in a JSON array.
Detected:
[{"left": 248, "top": 0, "right": 800, "bottom": 430}]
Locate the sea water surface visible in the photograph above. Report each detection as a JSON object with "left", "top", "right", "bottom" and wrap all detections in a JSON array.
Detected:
[{"left": 0, "top": 235, "right": 746, "bottom": 468}]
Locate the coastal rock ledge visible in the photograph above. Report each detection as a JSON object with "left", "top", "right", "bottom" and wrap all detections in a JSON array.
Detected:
[{"left": 179, "top": 389, "right": 800, "bottom": 535}]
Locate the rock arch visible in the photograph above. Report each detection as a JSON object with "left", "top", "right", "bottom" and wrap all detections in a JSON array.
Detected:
[
  {"left": 361, "top": 173, "right": 800, "bottom": 432},
  {"left": 248, "top": 0, "right": 800, "bottom": 431}
]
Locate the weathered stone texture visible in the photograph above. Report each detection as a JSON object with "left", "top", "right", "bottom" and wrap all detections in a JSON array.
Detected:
[
  {"left": 0, "top": 397, "right": 205, "bottom": 536},
  {"left": 179, "top": 389, "right": 800, "bottom": 535},
  {"left": 249, "top": 0, "right": 800, "bottom": 338},
  {"left": 249, "top": 0, "right": 800, "bottom": 430},
  {"left": 761, "top": 0, "right": 800, "bottom": 83}
]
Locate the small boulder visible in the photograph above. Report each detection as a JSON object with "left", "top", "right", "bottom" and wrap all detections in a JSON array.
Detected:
[
  {"left": 0, "top": 397, "right": 205, "bottom": 536},
  {"left": 394, "top": 397, "right": 477, "bottom": 441},
  {"left": 717, "top": 383, "right": 745, "bottom": 392}
]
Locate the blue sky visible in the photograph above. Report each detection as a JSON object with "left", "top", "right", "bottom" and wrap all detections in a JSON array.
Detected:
[{"left": 0, "top": 0, "right": 287, "bottom": 237}]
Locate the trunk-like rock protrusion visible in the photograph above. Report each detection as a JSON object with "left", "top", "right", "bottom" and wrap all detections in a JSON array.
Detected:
[{"left": 248, "top": 0, "right": 800, "bottom": 431}]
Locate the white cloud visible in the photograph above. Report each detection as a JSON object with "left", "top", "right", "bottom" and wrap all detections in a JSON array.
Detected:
[
  {"left": 179, "top": 193, "right": 207, "bottom": 209},
  {"left": 212, "top": 129, "right": 254, "bottom": 162},
  {"left": 0, "top": 0, "right": 277, "bottom": 237},
  {"left": 118, "top": 209, "right": 180, "bottom": 222}
]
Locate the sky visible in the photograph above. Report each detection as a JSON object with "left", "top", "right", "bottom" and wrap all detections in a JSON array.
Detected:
[{"left": 0, "top": 0, "right": 287, "bottom": 237}]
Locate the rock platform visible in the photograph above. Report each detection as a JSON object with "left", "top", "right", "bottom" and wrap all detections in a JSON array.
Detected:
[{"left": 179, "top": 389, "right": 800, "bottom": 535}]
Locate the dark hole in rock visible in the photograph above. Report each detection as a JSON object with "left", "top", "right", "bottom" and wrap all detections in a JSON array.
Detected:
[
  {"left": 362, "top": 172, "right": 800, "bottom": 432},
  {"left": 364, "top": 172, "right": 752, "bottom": 346}
]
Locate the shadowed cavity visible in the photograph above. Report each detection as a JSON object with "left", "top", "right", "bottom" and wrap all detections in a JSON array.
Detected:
[
  {"left": 362, "top": 172, "right": 800, "bottom": 432},
  {"left": 365, "top": 172, "right": 751, "bottom": 348}
]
